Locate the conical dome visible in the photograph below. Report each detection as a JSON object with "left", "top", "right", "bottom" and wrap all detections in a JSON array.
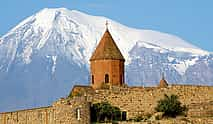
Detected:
[
  {"left": 159, "top": 79, "right": 168, "bottom": 88},
  {"left": 158, "top": 73, "right": 168, "bottom": 88},
  {"left": 90, "top": 29, "right": 125, "bottom": 61}
]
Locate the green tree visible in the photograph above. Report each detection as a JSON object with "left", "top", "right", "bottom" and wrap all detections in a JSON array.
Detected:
[
  {"left": 155, "top": 94, "right": 188, "bottom": 117},
  {"left": 91, "top": 102, "right": 121, "bottom": 122}
]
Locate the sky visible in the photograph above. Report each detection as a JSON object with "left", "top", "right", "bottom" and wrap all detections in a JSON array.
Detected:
[{"left": 0, "top": 0, "right": 212, "bottom": 51}]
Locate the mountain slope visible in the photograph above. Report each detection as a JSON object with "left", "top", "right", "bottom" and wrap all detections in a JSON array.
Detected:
[{"left": 0, "top": 8, "right": 212, "bottom": 112}]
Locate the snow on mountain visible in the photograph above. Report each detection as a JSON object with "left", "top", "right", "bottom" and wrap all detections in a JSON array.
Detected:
[
  {"left": 2, "top": 8, "right": 208, "bottom": 66},
  {"left": 0, "top": 8, "right": 212, "bottom": 112}
]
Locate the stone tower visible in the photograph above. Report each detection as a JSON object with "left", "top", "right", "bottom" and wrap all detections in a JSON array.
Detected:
[{"left": 90, "top": 24, "right": 125, "bottom": 89}]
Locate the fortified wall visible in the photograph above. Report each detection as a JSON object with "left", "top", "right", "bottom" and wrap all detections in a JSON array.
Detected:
[
  {"left": 0, "top": 97, "right": 90, "bottom": 124},
  {"left": 0, "top": 84, "right": 212, "bottom": 124},
  {"left": 72, "top": 84, "right": 213, "bottom": 119}
]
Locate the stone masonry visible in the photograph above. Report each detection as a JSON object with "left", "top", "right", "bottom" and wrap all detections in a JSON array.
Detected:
[
  {"left": 0, "top": 97, "right": 90, "bottom": 124},
  {"left": 71, "top": 84, "right": 213, "bottom": 120},
  {"left": 0, "top": 84, "right": 213, "bottom": 124}
]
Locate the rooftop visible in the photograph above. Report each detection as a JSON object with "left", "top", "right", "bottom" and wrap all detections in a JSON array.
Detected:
[{"left": 90, "top": 29, "right": 125, "bottom": 61}]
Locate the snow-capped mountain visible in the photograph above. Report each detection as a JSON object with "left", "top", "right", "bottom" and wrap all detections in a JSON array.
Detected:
[{"left": 0, "top": 8, "right": 212, "bottom": 112}]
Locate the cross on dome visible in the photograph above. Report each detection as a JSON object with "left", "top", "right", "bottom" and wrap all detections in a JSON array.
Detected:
[{"left": 105, "top": 20, "right": 109, "bottom": 29}]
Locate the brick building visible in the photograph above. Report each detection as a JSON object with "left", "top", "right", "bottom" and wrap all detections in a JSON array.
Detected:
[{"left": 90, "top": 27, "right": 125, "bottom": 89}]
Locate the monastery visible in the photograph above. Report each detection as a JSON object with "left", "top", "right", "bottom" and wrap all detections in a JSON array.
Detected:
[{"left": 0, "top": 24, "right": 213, "bottom": 124}]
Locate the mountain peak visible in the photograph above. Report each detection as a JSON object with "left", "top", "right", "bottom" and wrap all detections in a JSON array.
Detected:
[
  {"left": 1, "top": 8, "right": 210, "bottom": 63},
  {"left": 39, "top": 8, "right": 82, "bottom": 14},
  {"left": 0, "top": 7, "right": 212, "bottom": 112}
]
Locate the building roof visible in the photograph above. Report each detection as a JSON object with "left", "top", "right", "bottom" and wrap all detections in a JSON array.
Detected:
[
  {"left": 159, "top": 76, "right": 168, "bottom": 88},
  {"left": 90, "top": 29, "right": 125, "bottom": 61}
]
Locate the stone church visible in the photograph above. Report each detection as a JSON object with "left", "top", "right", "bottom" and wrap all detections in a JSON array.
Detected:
[
  {"left": 90, "top": 26, "right": 125, "bottom": 89},
  {"left": 0, "top": 24, "right": 213, "bottom": 124}
]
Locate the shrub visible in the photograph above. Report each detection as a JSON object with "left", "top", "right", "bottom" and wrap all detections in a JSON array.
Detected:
[
  {"left": 91, "top": 102, "right": 121, "bottom": 122},
  {"left": 155, "top": 94, "right": 188, "bottom": 117}
]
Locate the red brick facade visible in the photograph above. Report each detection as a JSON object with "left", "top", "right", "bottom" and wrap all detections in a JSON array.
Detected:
[
  {"left": 90, "top": 28, "right": 125, "bottom": 89},
  {"left": 90, "top": 60, "right": 124, "bottom": 89}
]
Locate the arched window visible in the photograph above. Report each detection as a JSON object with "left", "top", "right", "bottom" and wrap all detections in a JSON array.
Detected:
[
  {"left": 91, "top": 75, "right": 94, "bottom": 84},
  {"left": 105, "top": 74, "right": 109, "bottom": 83}
]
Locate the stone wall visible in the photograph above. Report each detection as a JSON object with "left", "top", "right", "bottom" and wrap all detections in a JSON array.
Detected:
[
  {"left": 0, "top": 84, "right": 212, "bottom": 124},
  {"left": 118, "top": 117, "right": 213, "bottom": 124},
  {"left": 78, "top": 85, "right": 213, "bottom": 119},
  {"left": 53, "top": 97, "right": 90, "bottom": 124},
  {"left": 0, "top": 107, "right": 52, "bottom": 124},
  {"left": 0, "top": 97, "right": 90, "bottom": 124}
]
